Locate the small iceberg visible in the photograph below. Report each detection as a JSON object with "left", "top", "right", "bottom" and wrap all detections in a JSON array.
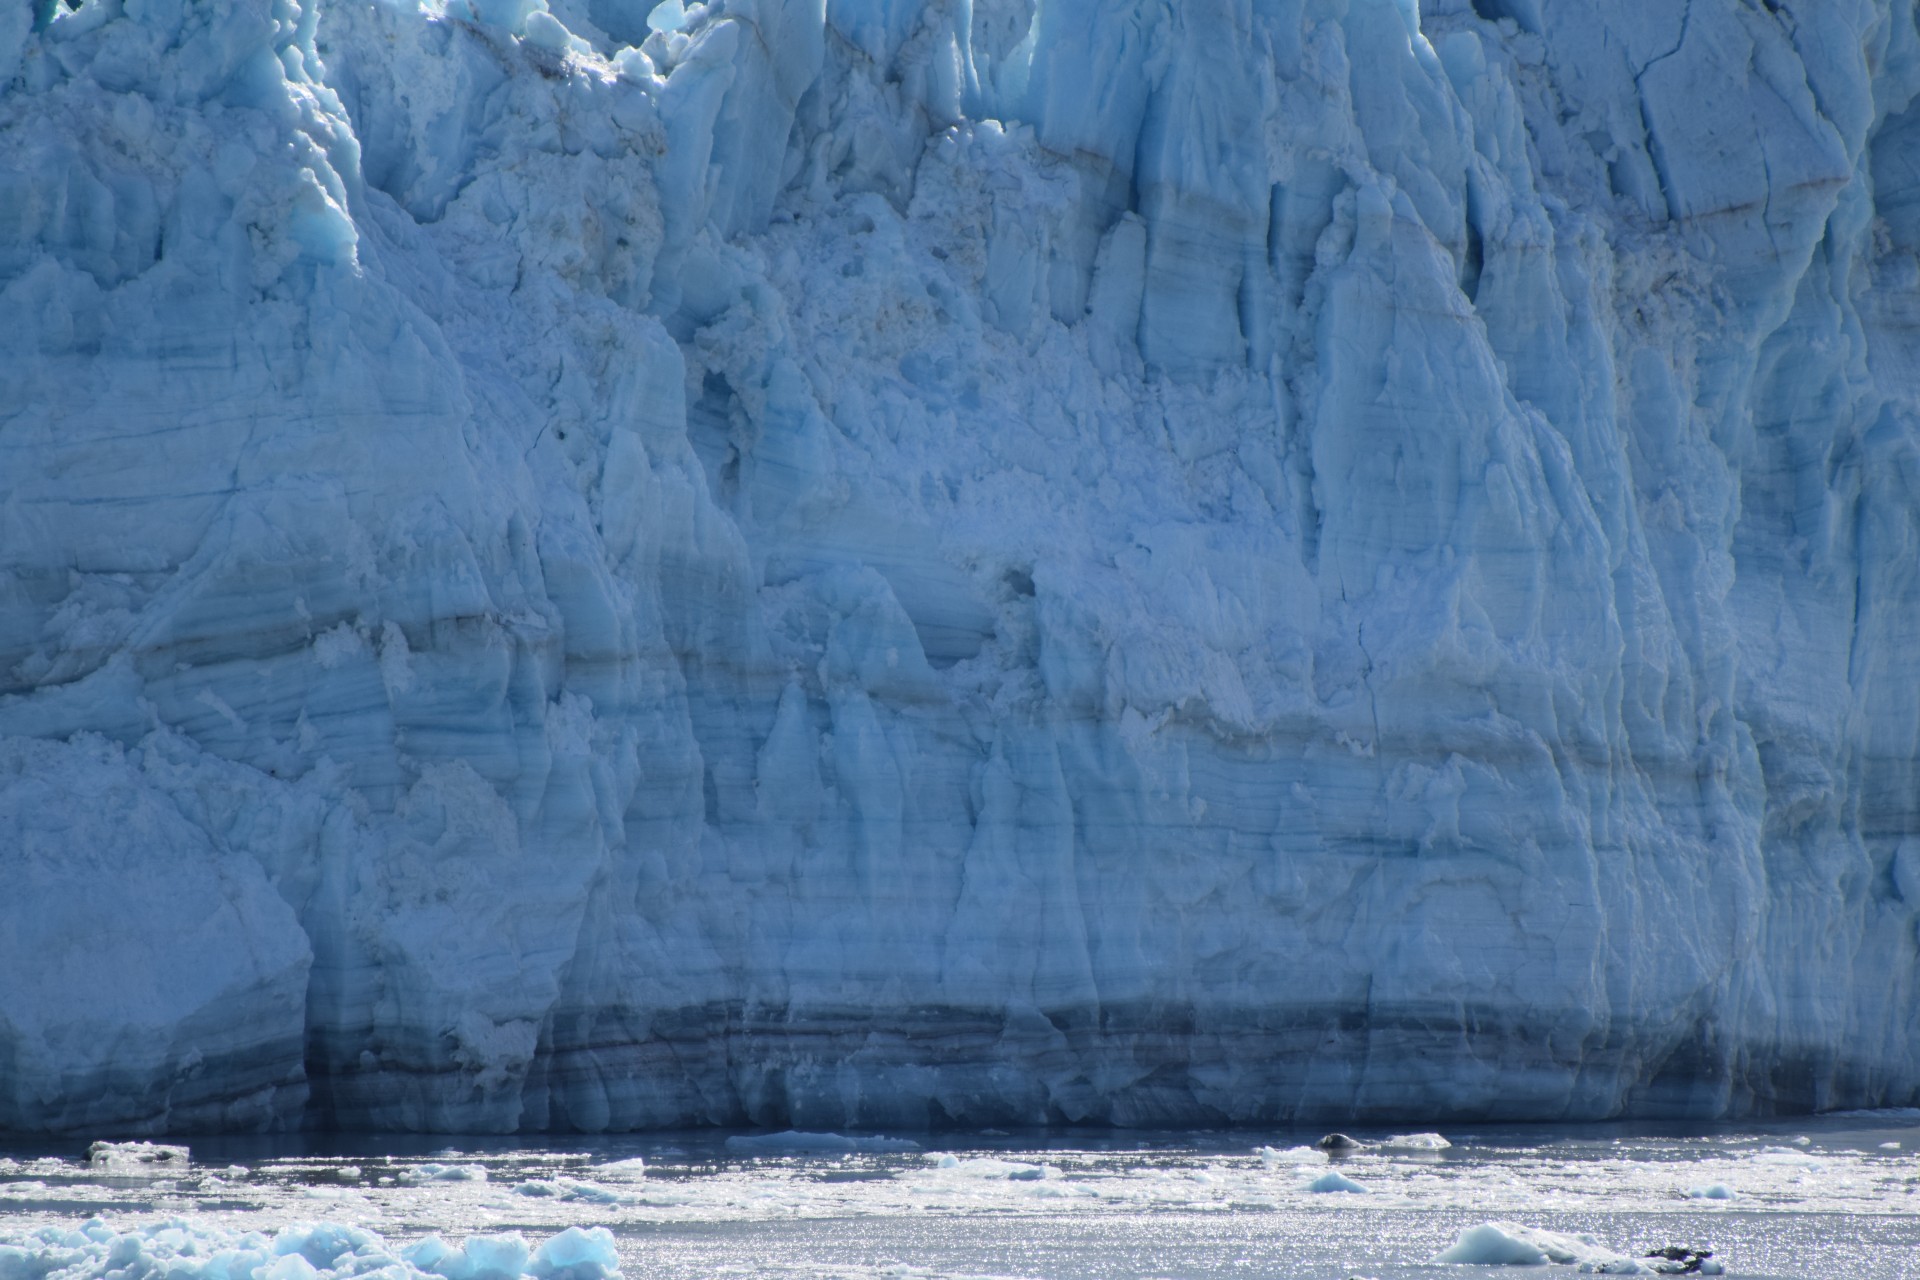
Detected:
[
  {"left": 1304, "top": 1171, "right": 1367, "bottom": 1193},
  {"left": 1436, "top": 1225, "right": 1728, "bottom": 1275},
  {"left": 398, "top": 1163, "right": 489, "bottom": 1184},
  {"left": 86, "top": 1142, "right": 188, "bottom": 1174},
  {"left": 1381, "top": 1132, "right": 1451, "bottom": 1150},
  {"left": 1434, "top": 1222, "right": 1641, "bottom": 1271},
  {"left": 513, "top": 1178, "right": 625, "bottom": 1205}
]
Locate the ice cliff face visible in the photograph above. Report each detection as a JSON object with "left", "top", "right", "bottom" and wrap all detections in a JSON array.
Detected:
[{"left": 4, "top": 0, "right": 1920, "bottom": 1134}]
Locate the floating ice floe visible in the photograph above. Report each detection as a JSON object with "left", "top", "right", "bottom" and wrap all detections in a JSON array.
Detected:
[
  {"left": 1255, "top": 1146, "right": 1322, "bottom": 1167},
  {"left": 925, "top": 1156, "right": 1057, "bottom": 1180},
  {"left": 399, "top": 1164, "right": 490, "bottom": 1184},
  {"left": 408, "top": 1228, "right": 619, "bottom": 1280},
  {"left": 86, "top": 1142, "right": 189, "bottom": 1174},
  {"left": 590, "top": 1159, "right": 650, "bottom": 1180},
  {"left": 725, "top": 1132, "right": 921, "bottom": 1155},
  {"left": 1305, "top": 1172, "right": 1367, "bottom": 1194},
  {"left": 513, "top": 1180, "right": 627, "bottom": 1205},
  {"left": 1380, "top": 1133, "right": 1452, "bottom": 1151},
  {"left": 1686, "top": 1184, "right": 1735, "bottom": 1201},
  {"left": 1434, "top": 1223, "right": 1723, "bottom": 1274}
]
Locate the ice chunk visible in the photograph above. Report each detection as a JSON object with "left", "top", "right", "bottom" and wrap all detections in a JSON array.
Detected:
[
  {"left": 523, "top": 12, "right": 576, "bottom": 54},
  {"left": 399, "top": 1164, "right": 490, "bottom": 1185},
  {"left": 457, "top": 1235, "right": 531, "bottom": 1280},
  {"left": 528, "top": 1228, "right": 618, "bottom": 1280},
  {"left": 557, "top": 1181, "right": 626, "bottom": 1205},
  {"left": 925, "top": 1157, "right": 1057, "bottom": 1180},
  {"left": 1304, "top": 1171, "right": 1367, "bottom": 1193},
  {"left": 0, "top": 1221, "right": 616, "bottom": 1280},
  {"left": 1381, "top": 1133, "right": 1451, "bottom": 1150},
  {"left": 1687, "top": 1183, "right": 1736, "bottom": 1200},
  {"left": 512, "top": 1179, "right": 623, "bottom": 1204},
  {"left": 1255, "top": 1146, "right": 1323, "bottom": 1167},
  {"left": 645, "top": 0, "right": 686, "bottom": 34},
  {"left": 1434, "top": 1223, "right": 1640, "bottom": 1270},
  {"left": 590, "top": 1158, "right": 649, "bottom": 1180},
  {"left": 1435, "top": 1225, "right": 1551, "bottom": 1266},
  {"left": 404, "top": 1236, "right": 466, "bottom": 1276},
  {"left": 86, "top": 1142, "right": 189, "bottom": 1174}
]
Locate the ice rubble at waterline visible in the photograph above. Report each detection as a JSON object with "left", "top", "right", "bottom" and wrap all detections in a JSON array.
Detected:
[
  {"left": 0, "top": 1218, "right": 622, "bottom": 1280},
  {"left": 3, "top": 0, "right": 1920, "bottom": 1132}
]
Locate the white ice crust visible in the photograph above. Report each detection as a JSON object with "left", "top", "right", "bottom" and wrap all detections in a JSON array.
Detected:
[{"left": 3, "top": 0, "right": 1920, "bottom": 1131}]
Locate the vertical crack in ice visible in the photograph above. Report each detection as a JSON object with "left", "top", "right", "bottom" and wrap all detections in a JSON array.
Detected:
[
  {"left": 1354, "top": 618, "right": 1382, "bottom": 772},
  {"left": 1637, "top": 0, "right": 1694, "bottom": 78},
  {"left": 1631, "top": 0, "right": 1694, "bottom": 219}
]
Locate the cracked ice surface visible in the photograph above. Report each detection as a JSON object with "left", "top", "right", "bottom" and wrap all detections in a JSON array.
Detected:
[{"left": 3, "top": 0, "right": 1920, "bottom": 1132}]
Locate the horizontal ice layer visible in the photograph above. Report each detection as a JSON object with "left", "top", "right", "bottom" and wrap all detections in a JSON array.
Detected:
[
  {"left": 1, "top": 0, "right": 1919, "bottom": 1131},
  {"left": 0, "top": 739, "right": 309, "bottom": 1134}
]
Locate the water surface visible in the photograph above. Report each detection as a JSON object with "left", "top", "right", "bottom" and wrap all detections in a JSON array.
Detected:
[{"left": 3, "top": 1113, "right": 1915, "bottom": 1280}]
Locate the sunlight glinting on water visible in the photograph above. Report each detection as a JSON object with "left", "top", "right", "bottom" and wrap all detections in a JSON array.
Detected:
[{"left": 3, "top": 1116, "right": 1918, "bottom": 1280}]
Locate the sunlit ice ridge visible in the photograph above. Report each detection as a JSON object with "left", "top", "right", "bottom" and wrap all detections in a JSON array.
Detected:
[{"left": 3, "top": 0, "right": 1920, "bottom": 1135}]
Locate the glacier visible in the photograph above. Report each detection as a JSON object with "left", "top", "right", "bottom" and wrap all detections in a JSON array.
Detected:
[{"left": 2, "top": 0, "right": 1920, "bottom": 1134}]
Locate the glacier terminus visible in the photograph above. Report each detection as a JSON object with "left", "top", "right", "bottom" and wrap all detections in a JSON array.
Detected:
[{"left": 3, "top": 0, "right": 1920, "bottom": 1134}]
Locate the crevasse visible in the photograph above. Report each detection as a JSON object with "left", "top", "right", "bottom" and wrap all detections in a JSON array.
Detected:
[{"left": 2, "top": 0, "right": 1918, "bottom": 1133}]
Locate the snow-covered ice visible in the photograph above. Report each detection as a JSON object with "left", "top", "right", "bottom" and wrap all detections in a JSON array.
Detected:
[{"left": 4, "top": 0, "right": 1920, "bottom": 1132}]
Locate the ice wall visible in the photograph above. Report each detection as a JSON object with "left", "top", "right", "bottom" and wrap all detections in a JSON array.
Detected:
[{"left": 3, "top": 0, "right": 1920, "bottom": 1133}]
